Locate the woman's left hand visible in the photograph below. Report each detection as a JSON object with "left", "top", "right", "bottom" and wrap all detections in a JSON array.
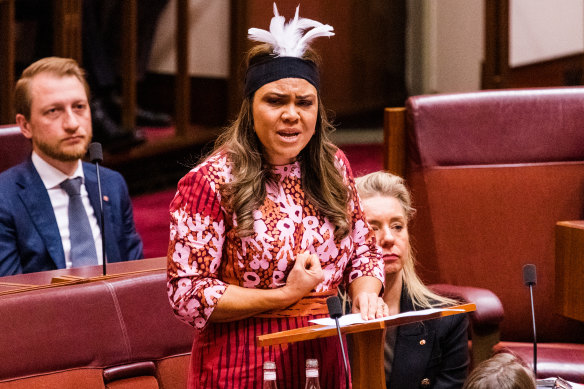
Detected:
[
  {"left": 352, "top": 293, "right": 388, "bottom": 320},
  {"left": 348, "top": 276, "right": 384, "bottom": 320},
  {"left": 375, "top": 297, "right": 389, "bottom": 318}
]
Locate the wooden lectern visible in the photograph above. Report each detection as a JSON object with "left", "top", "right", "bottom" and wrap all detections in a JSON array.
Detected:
[
  {"left": 257, "top": 303, "right": 476, "bottom": 388},
  {"left": 556, "top": 221, "right": 584, "bottom": 322}
]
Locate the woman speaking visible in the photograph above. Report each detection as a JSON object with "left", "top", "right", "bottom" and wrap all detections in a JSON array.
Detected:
[{"left": 167, "top": 5, "right": 385, "bottom": 388}]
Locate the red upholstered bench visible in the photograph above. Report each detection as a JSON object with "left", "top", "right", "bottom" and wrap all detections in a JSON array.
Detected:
[
  {"left": 0, "top": 271, "right": 193, "bottom": 388},
  {"left": 0, "top": 125, "right": 30, "bottom": 173}
]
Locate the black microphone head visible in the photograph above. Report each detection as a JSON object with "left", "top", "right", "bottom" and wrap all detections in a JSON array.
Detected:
[
  {"left": 523, "top": 264, "right": 537, "bottom": 286},
  {"left": 89, "top": 142, "right": 103, "bottom": 163},
  {"left": 327, "top": 296, "right": 343, "bottom": 319}
]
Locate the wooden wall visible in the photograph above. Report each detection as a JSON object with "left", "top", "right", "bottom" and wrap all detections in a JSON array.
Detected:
[
  {"left": 482, "top": 0, "right": 584, "bottom": 90},
  {"left": 228, "top": 0, "right": 406, "bottom": 124}
]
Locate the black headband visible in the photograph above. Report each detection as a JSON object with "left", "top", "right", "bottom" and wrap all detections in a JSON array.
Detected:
[{"left": 244, "top": 56, "right": 320, "bottom": 97}]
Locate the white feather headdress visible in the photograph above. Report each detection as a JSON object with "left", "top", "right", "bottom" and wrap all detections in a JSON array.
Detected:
[{"left": 248, "top": 3, "right": 335, "bottom": 58}]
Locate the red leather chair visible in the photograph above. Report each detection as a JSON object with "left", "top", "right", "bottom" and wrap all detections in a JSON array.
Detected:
[
  {"left": 384, "top": 87, "right": 584, "bottom": 382},
  {"left": 0, "top": 125, "right": 30, "bottom": 173}
]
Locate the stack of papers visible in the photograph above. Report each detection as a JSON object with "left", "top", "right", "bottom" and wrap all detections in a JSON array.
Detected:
[{"left": 309, "top": 307, "right": 465, "bottom": 327}]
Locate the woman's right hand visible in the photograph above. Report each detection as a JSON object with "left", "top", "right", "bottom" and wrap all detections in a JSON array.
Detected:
[
  {"left": 209, "top": 251, "right": 324, "bottom": 323},
  {"left": 283, "top": 251, "right": 324, "bottom": 301}
]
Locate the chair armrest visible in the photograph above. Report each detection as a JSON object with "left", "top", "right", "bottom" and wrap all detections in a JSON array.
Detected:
[
  {"left": 429, "top": 284, "right": 504, "bottom": 333},
  {"left": 430, "top": 284, "right": 505, "bottom": 367}
]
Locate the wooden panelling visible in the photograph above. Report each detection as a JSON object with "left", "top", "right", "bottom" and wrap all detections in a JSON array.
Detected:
[
  {"left": 506, "top": 54, "right": 584, "bottom": 88},
  {"left": 556, "top": 221, "right": 584, "bottom": 323},
  {"left": 0, "top": 0, "right": 15, "bottom": 123},
  {"left": 383, "top": 107, "right": 406, "bottom": 177},
  {"left": 52, "top": 0, "right": 82, "bottom": 61},
  {"left": 175, "top": 0, "right": 190, "bottom": 137},
  {"left": 121, "top": 0, "right": 137, "bottom": 133},
  {"left": 230, "top": 0, "right": 402, "bottom": 118},
  {"left": 483, "top": 0, "right": 584, "bottom": 89}
]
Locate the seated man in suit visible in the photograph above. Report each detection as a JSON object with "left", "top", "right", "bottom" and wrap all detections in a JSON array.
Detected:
[{"left": 0, "top": 57, "right": 143, "bottom": 276}]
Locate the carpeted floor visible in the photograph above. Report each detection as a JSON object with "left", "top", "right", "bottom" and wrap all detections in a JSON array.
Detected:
[{"left": 131, "top": 142, "right": 384, "bottom": 259}]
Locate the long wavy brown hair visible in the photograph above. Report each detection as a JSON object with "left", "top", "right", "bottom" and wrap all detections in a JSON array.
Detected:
[{"left": 213, "top": 44, "right": 351, "bottom": 240}]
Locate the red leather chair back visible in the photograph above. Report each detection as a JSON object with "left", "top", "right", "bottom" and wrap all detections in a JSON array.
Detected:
[
  {"left": 0, "top": 272, "right": 193, "bottom": 384},
  {"left": 404, "top": 87, "right": 584, "bottom": 343},
  {"left": 0, "top": 125, "right": 31, "bottom": 173}
]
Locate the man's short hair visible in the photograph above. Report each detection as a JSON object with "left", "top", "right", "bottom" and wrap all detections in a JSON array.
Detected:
[{"left": 14, "top": 57, "right": 90, "bottom": 119}]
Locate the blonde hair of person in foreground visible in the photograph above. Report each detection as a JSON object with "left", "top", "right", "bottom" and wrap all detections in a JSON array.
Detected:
[{"left": 462, "top": 352, "right": 536, "bottom": 389}]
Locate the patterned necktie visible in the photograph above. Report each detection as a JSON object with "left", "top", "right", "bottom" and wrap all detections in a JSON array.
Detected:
[{"left": 60, "top": 177, "right": 98, "bottom": 267}]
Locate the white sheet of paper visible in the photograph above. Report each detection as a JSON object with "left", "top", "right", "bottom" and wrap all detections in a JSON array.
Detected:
[
  {"left": 309, "top": 307, "right": 465, "bottom": 328},
  {"left": 537, "top": 379, "right": 584, "bottom": 389}
]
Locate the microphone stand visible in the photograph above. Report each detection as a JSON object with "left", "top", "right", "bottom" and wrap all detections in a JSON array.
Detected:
[
  {"left": 89, "top": 143, "right": 107, "bottom": 276},
  {"left": 523, "top": 264, "right": 537, "bottom": 378},
  {"left": 334, "top": 315, "right": 350, "bottom": 389},
  {"left": 528, "top": 282, "right": 537, "bottom": 377},
  {"left": 327, "top": 296, "right": 350, "bottom": 389}
]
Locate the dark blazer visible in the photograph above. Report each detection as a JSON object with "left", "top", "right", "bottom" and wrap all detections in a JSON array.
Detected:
[
  {"left": 387, "top": 287, "right": 469, "bottom": 389},
  {"left": 0, "top": 159, "right": 143, "bottom": 276}
]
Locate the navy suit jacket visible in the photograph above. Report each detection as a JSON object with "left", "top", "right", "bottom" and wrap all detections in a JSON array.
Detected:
[
  {"left": 0, "top": 159, "right": 143, "bottom": 276},
  {"left": 387, "top": 287, "right": 469, "bottom": 389}
]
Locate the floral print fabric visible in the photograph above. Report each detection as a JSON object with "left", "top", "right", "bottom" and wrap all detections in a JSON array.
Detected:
[{"left": 167, "top": 149, "right": 383, "bottom": 330}]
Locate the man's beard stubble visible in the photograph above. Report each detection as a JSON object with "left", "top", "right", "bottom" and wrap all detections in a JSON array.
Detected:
[{"left": 34, "top": 136, "right": 90, "bottom": 162}]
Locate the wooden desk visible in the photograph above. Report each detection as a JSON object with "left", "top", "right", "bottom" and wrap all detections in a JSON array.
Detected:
[
  {"left": 0, "top": 256, "right": 165, "bottom": 295},
  {"left": 556, "top": 220, "right": 584, "bottom": 322},
  {"left": 258, "top": 303, "right": 476, "bottom": 389}
]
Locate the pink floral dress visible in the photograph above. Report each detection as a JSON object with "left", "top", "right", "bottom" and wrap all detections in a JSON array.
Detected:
[{"left": 167, "top": 149, "right": 383, "bottom": 389}]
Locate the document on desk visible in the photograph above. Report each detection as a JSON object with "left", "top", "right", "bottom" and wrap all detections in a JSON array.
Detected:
[{"left": 309, "top": 307, "right": 465, "bottom": 327}]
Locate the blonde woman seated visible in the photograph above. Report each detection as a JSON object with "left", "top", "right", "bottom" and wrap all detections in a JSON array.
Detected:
[{"left": 355, "top": 171, "right": 469, "bottom": 389}]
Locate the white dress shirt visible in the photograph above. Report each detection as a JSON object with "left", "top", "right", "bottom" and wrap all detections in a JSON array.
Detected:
[{"left": 32, "top": 152, "right": 103, "bottom": 268}]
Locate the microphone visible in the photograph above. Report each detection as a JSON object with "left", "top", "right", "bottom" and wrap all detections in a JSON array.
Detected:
[
  {"left": 89, "top": 143, "right": 107, "bottom": 276},
  {"left": 327, "top": 296, "right": 350, "bottom": 389},
  {"left": 523, "top": 264, "right": 537, "bottom": 378}
]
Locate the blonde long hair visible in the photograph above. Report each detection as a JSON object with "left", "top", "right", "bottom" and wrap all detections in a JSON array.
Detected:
[{"left": 355, "top": 171, "right": 456, "bottom": 309}]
